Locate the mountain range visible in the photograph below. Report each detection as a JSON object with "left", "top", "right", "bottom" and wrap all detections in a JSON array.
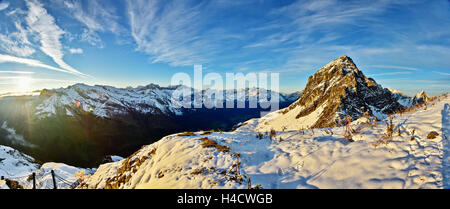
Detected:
[
  {"left": 1, "top": 55, "right": 446, "bottom": 189},
  {"left": 0, "top": 84, "right": 300, "bottom": 167}
]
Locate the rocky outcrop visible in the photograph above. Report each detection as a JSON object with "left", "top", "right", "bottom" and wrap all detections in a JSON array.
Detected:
[{"left": 257, "top": 55, "right": 409, "bottom": 131}]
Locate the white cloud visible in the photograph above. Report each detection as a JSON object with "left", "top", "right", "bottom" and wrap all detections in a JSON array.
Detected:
[
  {"left": 0, "top": 54, "right": 77, "bottom": 75},
  {"left": 69, "top": 48, "right": 83, "bottom": 54},
  {"left": 25, "top": 0, "right": 85, "bottom": 76},
  {"left": 0, "top": 22, "right": 35, "bottom": 57},
  {"left": 0, "top": 2, "right": 9, "bottom": 11}
]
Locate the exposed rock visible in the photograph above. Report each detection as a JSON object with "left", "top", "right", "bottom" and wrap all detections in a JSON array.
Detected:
[{"left": 258, "top": 55, "right": 409, "bottom": 131}]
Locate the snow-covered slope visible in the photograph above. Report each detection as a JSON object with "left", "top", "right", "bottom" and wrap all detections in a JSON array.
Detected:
[
  {"left": 0, "top": 145, "right": 94, "bottom": 189},
  {"left": 80, "top": 93, "right": 449, "bottom": 189},
  {"left": 30, "top": 162, "right": 92, "bottom": 189},
  {"left": 34, "top": 84, "right": 300, "bottom": 118},
  {"left": 0, "top": 145, "right": 39, "bottom": 178}
]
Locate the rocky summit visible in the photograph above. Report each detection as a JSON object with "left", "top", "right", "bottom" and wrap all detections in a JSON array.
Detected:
[{"left": 254, "top": 55, "right": 413, "bottom": 131}]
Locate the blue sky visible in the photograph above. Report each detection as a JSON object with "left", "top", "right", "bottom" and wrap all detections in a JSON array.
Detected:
[{"left": 0, "top": 0, "right": 449, "bottom": 96}]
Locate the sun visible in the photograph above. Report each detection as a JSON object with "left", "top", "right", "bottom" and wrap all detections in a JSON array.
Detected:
[{"left": 16, "top": 77, "right": 32, "bottom": 92}]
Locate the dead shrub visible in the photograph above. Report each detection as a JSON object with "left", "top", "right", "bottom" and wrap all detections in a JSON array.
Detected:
[
  {"left": 5, "top": 179, "right": 23, "bottom": 189},
  {"left": 256, "top": 132, "right": 264, "bottom": 140},
  {"left": 157, "top": 171, "right": 164, "bottom": 178},
  {"left": 270, "top": 129, "right": 276, "bottom": 140}
]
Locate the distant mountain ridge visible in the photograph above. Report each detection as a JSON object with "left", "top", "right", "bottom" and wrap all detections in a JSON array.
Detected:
[{"left": 34, "top": 83, "right": 300, "bottom": 118}]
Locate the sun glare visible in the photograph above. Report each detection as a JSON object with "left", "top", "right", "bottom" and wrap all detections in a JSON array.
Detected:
[{"left": 16, "top": 77, "right": 32, "bottom": 92}]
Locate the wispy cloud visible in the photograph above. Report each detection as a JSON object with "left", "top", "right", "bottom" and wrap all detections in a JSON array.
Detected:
[
  {"left": 0, "top": 2, "right": 9, "bottom": 11},
  {"left": 0, "top": 76, "right": 79, "bottom": 83},
  {"left": 433, "top": 71, "right": 450, "bottom": 76},
  {"left": 0, "top": 70, "right": 35, "bottom": 74},
  {"left": 25, "top": 0, "right": 86, "bottom": 76},
  {"left": 126, "top": 0, "right": 227, "bottom": 66},
  {"left": 239, "top": 0, "right": 437, "bottom": 74},
  {"left": 69, "top": 48, "right": 83, "bottom": 54},
  {"left": 0, "top": 22, "right": 35, "bottom": 57},
  {"left": 58, "top": 0, "right": 126, "bottom": 48},
  {"left": 367, "top": 71, "right": 412, "bottom": 77},
  {"left": 246, "top": 0, "right": 397, "bottom": 49},
  {"left": 0, "top": 54, "right": 77, "bottom": 75}
]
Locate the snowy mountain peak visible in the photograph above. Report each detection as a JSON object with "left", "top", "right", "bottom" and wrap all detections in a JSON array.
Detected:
[
  {"left": 251, "top": 55, "right": 409, "bottom": 131},
  {"left": 387, "top": 88, "right": 406, "bottom": 96},
  {"left": 411, "top": 90, "right": 430, "bottom": 104},
  {"left": 415, "top": 90, "right": 429, "bottom": 101},
  {"left": 319, "top": 55, "right": 360, "bottom": 75}
]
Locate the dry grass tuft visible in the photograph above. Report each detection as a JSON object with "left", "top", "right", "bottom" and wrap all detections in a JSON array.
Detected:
[
  {"left": 201, "top": 130, "right": 214, "bottom": 135},
  {"left": 385, "top": 115, "right": 394, "bottom": 139},
  {"left": 177, "top": 132, "right": 196, "bottom": 137},
  {"left": 198, "top": 137, "right": 230, "bottom": 152},
  {"left": 191, "top": 167, "right": 205, "bottom": 175},
  {"left": 339, "top": 115, "right": 354, "bottom": 142},
  {"left": 427, "top": 131, "right": 439, "bottom": 139},
  {"left": 408, "top": 128, "right": 415, "bottom": 141}
]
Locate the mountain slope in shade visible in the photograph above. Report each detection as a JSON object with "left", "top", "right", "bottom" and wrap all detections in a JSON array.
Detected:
[
  {"left": 0, "top": 84, "right": 300, "bottom": 168},
  {"left": 249, "top": 55, "right": 414, "bottom": 131},
  {"left": 79, "top": 93, "right": 449, "bottom": 189}
]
